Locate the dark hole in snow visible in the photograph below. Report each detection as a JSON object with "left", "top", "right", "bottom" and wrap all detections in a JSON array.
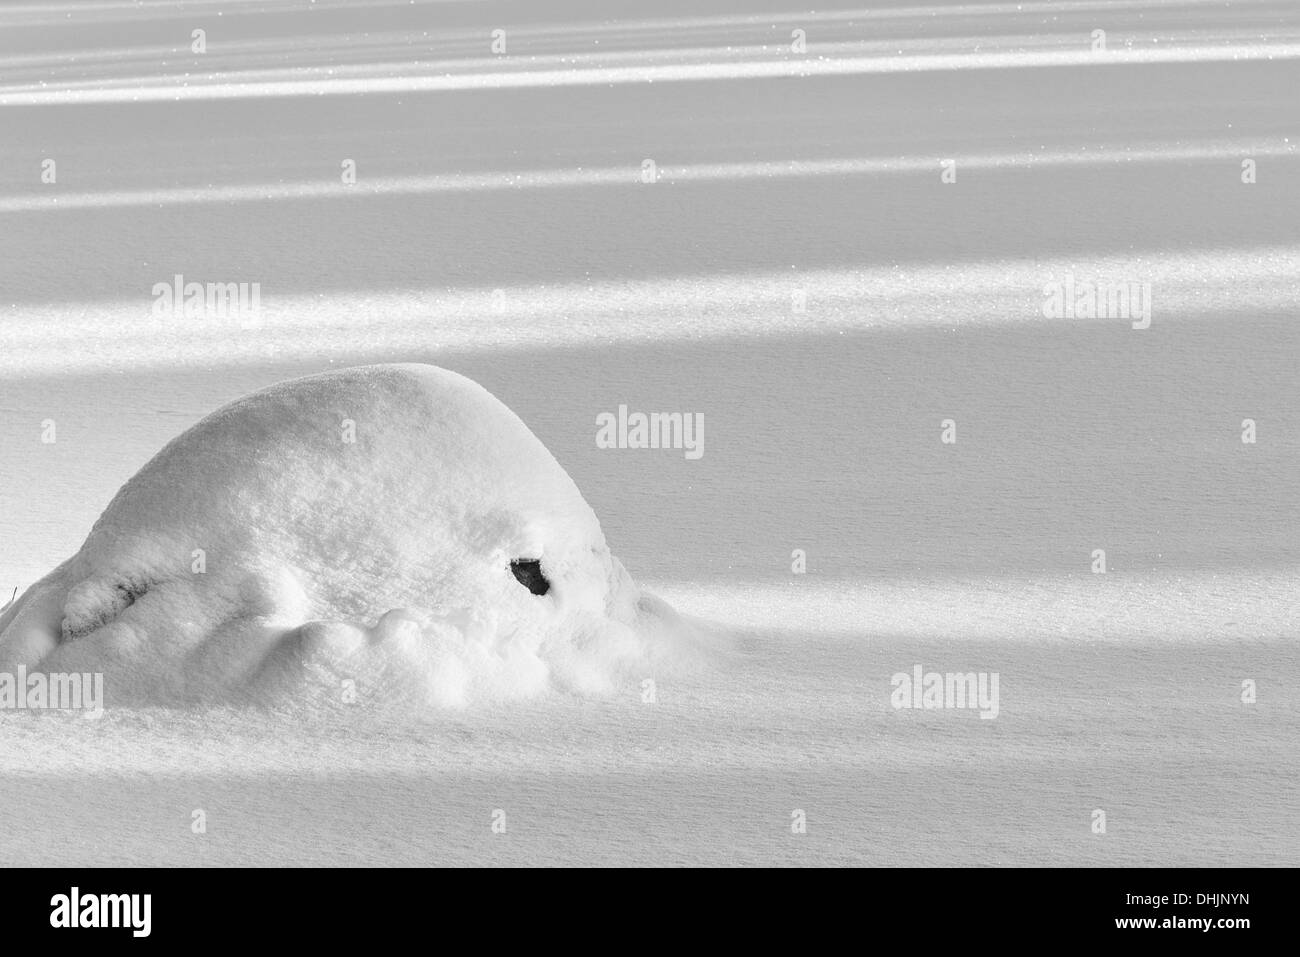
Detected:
[{"left": 510, "top": 559, "right": 550, "bottom": 596}]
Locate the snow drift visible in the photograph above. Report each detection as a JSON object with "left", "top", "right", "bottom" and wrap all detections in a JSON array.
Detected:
[{"left": 0, "top": 364, "right": 677, "bottom": 709}]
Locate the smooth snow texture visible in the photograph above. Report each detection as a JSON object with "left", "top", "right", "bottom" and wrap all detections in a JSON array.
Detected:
[{"left": 0, "top": 364, "right": 673, "bottom": 708}]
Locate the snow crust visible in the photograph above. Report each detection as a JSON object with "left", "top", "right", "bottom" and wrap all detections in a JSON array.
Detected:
[{"left": 0, "top": 364, "right": 677, "bottom": 708}]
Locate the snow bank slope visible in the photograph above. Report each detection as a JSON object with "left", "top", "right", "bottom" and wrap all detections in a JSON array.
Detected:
[{"left": 0, "top": 364, "right": 671, "bottom": 707}]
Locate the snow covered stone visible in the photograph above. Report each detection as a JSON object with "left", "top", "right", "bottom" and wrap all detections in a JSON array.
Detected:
[{"left": 0, "top": 364, "right": 667, "bottom": 708}]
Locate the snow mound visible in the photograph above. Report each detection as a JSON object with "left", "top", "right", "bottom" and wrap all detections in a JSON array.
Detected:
[{"left": 0, "top": 364, "right": 679, "bottom": 709}]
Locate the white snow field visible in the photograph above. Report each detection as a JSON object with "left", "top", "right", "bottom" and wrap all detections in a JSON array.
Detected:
[{"left": 1, "top": 0, "right": 1298, "bottom": 866}]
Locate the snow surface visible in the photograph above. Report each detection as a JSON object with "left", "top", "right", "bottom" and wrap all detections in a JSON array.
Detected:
[
  {"left": 0, "top": 364, "right": 684, "bottom": 708},
  {"left": 2, "top": 0, "right": 1298, "bottom": 866}
]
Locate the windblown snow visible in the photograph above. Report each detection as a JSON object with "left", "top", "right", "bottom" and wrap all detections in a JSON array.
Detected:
[{"left": 0, "top": 364, "right": 679, "bottom": 709}]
